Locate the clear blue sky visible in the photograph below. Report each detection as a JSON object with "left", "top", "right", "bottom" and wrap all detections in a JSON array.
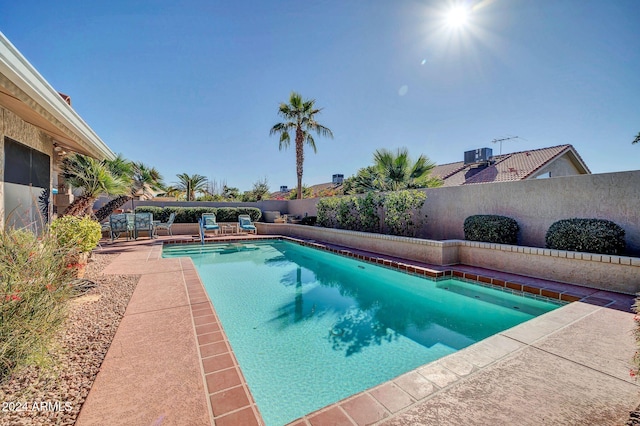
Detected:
[{"left": 2, "top": 1, "right": 638, "bottom": 192}]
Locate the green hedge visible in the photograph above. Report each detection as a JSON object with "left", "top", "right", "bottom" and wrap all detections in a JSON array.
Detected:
[
  {"left": 134, "top": 206, "right": 262, "bottom": 223},
  {"left": 545, "top": 218, "right": 625, "bottom": 254},
  {"left": 464, "top": 215, "right": 519, "bottom": 244},
  {"left": 317, "top": 190, "right": 426, "bottom": 237}
]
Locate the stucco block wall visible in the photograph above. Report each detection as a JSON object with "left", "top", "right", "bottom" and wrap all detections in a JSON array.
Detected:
[
  {"left": 422, "top": 170, "right": 640, "bottom": 254},
  {"left": 287, "top": 198, "right": 322, "bottom": 218},
  {"left": 283, "top": 170, "right": 640, "bottom": 255},
  {"left": 257, "top": 223, "right": 460, "bottom": 265},
  {"left": 458, "top": 242, "right": 640, "bottom": 294}
]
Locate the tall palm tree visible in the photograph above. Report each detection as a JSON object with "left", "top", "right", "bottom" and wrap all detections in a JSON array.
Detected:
[
  {"left": 61, "top": 154, "right": 128, "bottom": 216},
  {"left": 94, "top": 159, "right": 164, "bottom": 221},
  {"left": 270, "top": 92, "right": 333, "bottom": 199},
  {"left": 633, "top": 132, "right": 640, "bottom": 144},
  {"left": 174, "top": 173, "right": 208, "bottom": 201}
]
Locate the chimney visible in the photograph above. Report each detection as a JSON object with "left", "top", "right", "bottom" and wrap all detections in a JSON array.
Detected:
[
  {"left": 58, "top": 92, "right": 72, "bottom": 106},
  {"left": 280, "top": 185, "right": 289, "bottom": 192}
]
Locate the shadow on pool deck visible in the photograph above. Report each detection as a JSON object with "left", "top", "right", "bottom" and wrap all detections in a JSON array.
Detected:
[{"left": 76, "top": 235, "right": 640, "bottom": 426}]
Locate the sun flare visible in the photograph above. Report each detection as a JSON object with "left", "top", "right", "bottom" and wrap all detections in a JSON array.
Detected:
[{"left": 445, "top": 5, "right": 470, "bottom": 29}]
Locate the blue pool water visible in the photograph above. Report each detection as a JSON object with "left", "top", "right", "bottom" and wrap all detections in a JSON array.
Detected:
[{"left": 163, "top": 240, "right": 560, "bottom": 425}]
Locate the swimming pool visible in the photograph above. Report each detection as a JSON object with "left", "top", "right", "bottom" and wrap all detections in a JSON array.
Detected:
[{"left": 163, "top": 240, "right": 560, "bottom": 425}]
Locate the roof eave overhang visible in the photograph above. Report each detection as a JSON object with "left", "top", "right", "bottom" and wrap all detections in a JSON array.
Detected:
[{"left": 0, "top": 32, "right": 115, "bottom": 160}]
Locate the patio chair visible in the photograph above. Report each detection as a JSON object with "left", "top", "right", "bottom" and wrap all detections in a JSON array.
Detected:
[
  {"left": 109, "top": 213, "right": 131, "bottom": 241},
  {"left": 199, "top": 213, "right": 220, "bottom": 243},
  {"left": 100, "top": 221, "right": 111, "bottom": 235},
  {"left": 133, "top": 212, "right": 154, "bottom": 239},
  {"left": 155, "top": 212, "right": 176, "bottom": 236},
  {"left": 238, "top": 214, "right": 257, "bottom": 234}
]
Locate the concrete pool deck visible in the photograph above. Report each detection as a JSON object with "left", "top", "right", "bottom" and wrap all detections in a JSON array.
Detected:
[{"left": 77, "top": 235, "right": 640, "bottom": 425}]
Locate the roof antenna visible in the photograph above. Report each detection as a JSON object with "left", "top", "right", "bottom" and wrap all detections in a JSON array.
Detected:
[{"left": 491, "top": 136, "right": 519, "bottom": 157}]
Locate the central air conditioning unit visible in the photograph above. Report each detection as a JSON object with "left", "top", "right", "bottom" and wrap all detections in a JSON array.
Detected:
[{"left": 464, "top": 147, "right": 493, "bottom": 165}]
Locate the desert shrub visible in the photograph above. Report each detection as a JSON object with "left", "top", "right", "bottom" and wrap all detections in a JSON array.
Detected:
[
  {"left": 545, "top": 218, "right": 625, "bottom": 254},
  {"left": 383, "top": 190, "right": 427, "bottom": 237},
  {"left": 300, "top": 216, "right": 317, "bottom": 226},
  {"left": 317, "top": 197, "right": 340, "bottom": 228},
  {"left": 464, "top": 215, "right": 520, "bottom": 245},
  {"left": 50, "top": 215, "right": 101, "bottom": 253},
  {"left": 0, "top": 227, "right": 75, "bottom": 379}
]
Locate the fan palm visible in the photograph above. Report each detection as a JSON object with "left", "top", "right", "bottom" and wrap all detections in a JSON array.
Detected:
[
  {"left": 270, "top": 92, "right": 333, "bottom": 199},
  {"left": 174, "top": 173, "right": 208, "bottom": 201},
  {"left": 94, "top": 159, "right": 164, "bottom": 221},
  {"left": 345, "top": 148, "right": 442, "bottom": 194},
  {"left": 61, "top": 154, "right": 128, "bottom": 216},
  {"left": 373, "top": 147, "right": 439, "bottom": 191}
]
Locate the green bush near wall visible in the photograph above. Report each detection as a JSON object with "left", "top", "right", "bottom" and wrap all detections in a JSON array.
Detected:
[
  {"left": 464, "top": 214, "right": 520, "bottom": 244},
  {"left": 317, "top": 190, "right": 426, "bottom": 237},
  {"left": 545, "top": 218, "right": 625, "bottom": 254},
  {"left": 134, "top": 206, "right": 262, "bottom": 223}
]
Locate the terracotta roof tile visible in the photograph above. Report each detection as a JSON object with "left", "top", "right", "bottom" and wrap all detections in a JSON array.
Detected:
[{"left": 464, "top": 145, "right": 571, "bottom": 184}]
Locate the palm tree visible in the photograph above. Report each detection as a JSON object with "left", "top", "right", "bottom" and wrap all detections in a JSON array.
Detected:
[
  {"left": 61, "top": 154, "right": 128, "bottom": 216},
  {"left": 174, "top": 173, "right": 208, "bottom": 201},
  {"left": 373, "top": 148, "right": 439, "bottom": 191},
  {"left": 633, "top": 132, "right": 640, "bottom": 144},
  {"left": 270, "top": 92, "right": 333, "bottom": 199},
  {"left": 345, "top": 148, "right": 442, "bottom": 194},
  {"left": 94, "top": 158, "right": 164, "bottom": 221}
]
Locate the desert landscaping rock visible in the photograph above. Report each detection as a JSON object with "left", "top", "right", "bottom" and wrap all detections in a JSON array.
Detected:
[{"left": 0, "top": 253, "right": 139, "bottom": 425}]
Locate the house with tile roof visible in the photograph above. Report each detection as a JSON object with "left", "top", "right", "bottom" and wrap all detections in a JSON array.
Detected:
[
  {"left": 431, "top": 144, "right": 590, "bottom": 187},
  {"left": 0, "top": 32, "right": 115, "bottom": 230}
]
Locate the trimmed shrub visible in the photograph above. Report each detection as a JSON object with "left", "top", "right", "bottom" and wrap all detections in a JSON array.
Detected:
[
  {"left": 464, "top": 215, "right": 519, "bottom": 245},
  {"left": 133, "top": 206, "right": 262, "bottom": 223},
  {"left": 383, "top": 190, "right": 427, "bottom": 237},
  {"left": 356, "top": 192, "right": 382, "bottom": 233},
  {"left": 237, "top": 207, "right": 262, "bottom": 222},
  {"left": 50, "top": 215, "right": 101, "bottom": 253},
  {"left": 214, "top": 207, "right": 238, "bottom": 222},
  {"left": 545, "top": 218, "right": 625, "bottom": 254},
  {"left": 0, "top": 227, "right": 75, "bottom": 379},
  {"left": 336, "top": 196, "right": 359, "bottom": 230},
  {"left": 300, "top": 216, "right": 317, "bottom": 226},
  {"left": 317, "top": 197, "right": 340, "bottom": 228},
  {"left": 134, "top": 206, "right": 164, "bottom": 220}
]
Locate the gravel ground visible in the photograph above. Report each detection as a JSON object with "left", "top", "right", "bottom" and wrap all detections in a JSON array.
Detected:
[{"left": 0, "top": 253, "right": 139, "bottom": 425}]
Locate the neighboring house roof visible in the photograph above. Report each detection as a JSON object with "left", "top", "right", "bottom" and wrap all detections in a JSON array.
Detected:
[
  {"left": 431, "top": 144, "right": 590, "bottom": 186},
  {"left": 270, "top": 182, "right": 344, "bottom": 199},
  {"left": 0, "top": 32, "right": 114, "bottom": 160}
]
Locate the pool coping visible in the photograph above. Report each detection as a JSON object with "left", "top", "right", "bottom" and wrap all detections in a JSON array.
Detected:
[
  {"left": 164, "top": 235, "right": 637, "bottom": 425},
  {"left": 80, "top": 234, "right": 639, "bottom": 425}
]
